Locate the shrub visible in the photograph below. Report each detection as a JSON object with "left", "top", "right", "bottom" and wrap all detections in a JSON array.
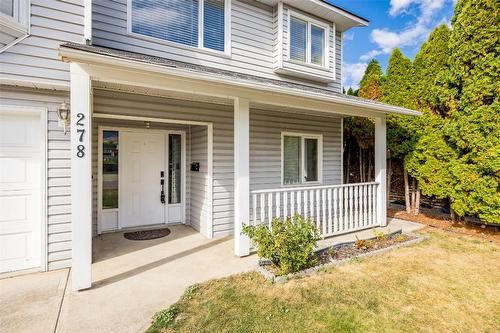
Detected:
[
  {"left": 242, "top": 214, "right": 320, "bottom": 275},
  {"left": 373, "top": 229, "right": 387, "bottom": 241},
  {"left": 354, "top": 237, "right": 373, "bottom": 250}
]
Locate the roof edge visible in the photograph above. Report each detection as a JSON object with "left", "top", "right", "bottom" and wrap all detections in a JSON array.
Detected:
[
  {"left": 59, "top": 43, "right": 420, "bottom": 117},
  {"left": 318, "top": 0, "right": 369, "bottom": 24}
]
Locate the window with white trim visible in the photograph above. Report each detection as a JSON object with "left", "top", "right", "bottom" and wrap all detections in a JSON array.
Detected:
[
  {"left": 289, "top": 15, "right": 327, "bottom": 67},
  {"left": 130, "top": 0, "right": 226, "bottom": 53},
  {"left": 282, "top": 133, "right": 322, "bottom": 185}
]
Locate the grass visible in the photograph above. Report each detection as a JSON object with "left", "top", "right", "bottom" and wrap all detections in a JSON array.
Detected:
[{"left": 147, "top": 231, "right": 500, "bottom": 333}]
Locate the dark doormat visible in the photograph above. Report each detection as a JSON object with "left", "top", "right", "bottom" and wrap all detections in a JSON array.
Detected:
[{"left": 124, "top": 228, "right": 171, "bottom": 241}]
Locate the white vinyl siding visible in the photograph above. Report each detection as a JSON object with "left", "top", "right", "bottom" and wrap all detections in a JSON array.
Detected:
[
  {"left": 93, "top": 0, "right": 343, "bottom": 92},
  {"left": 0, "top": 0, "right": 84, "bottom": 87},
  {"left": 189, "top": 125, "right": 209, "bottom": 232},
  {"left": 92, "top": 89, "right": 235, "bottom": 237},
  {"left": 250, "top": 108, "right": 342, "bottom": 192}
]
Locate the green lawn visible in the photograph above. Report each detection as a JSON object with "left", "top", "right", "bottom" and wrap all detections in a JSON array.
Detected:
[{"left": 147, "top": 231, "right": 500, "bottom": 333}]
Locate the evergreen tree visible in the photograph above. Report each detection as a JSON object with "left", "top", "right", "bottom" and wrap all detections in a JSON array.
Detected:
[
  {"left": 412, "top": 24, "right": 452, "bottom": 115},
  {"left": 442, "top": 0, "right": 500, "bottom": 223},
  {"left": 383, "top": 49, "right": 420, "bottom": 213},
  {"left": 358, "top": 59, "right": 384, "bottom": 100}
]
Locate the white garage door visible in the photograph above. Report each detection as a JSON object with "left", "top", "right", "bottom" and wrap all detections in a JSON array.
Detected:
[{"left": 0, "top": 110, "right": 43, "bottom": 273}]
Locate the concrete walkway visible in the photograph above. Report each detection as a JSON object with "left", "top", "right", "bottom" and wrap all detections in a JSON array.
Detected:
[{"left": 0, "top": 218, "right": 424, "bottom": 333}]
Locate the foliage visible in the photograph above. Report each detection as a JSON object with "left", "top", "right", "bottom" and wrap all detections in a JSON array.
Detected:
[
  {"left": 147, "top": 305, "right": 179, "bottom": 332},
  {"left": 394, "top": 234, "right": 408, "bottom": 242},
  {"left": 441, "top": 0, "right": 500, "bottom": 223},
  {"left": 354, "top": 237, "right": 373, "bottom": 250},
  {"left": 358, "top": 59, "right": 384, "bottom": 100},
  {"left": 242, "top": 215, "right": 320, "bottom": 275},
  {"left": 372, "top": 229, "right": 387, "bottom": 241}
]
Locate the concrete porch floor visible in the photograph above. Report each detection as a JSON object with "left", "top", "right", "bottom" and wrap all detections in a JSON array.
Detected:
[{"left": 0, "top": 218, "right": 424, "bottom": 333}]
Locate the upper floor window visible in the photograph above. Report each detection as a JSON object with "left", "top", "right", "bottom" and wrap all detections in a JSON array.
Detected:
[
  {"left": 130, "top": 0, "right": 227, "bottom": 53},
  {"left": 289, "top": 14, "right": 328, "bottom": 67},
  {"left": 0, "top": 0, "right": 28, "bottom": 30}
]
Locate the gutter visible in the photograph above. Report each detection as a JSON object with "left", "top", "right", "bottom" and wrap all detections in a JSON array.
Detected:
[{"left": 59, "top": 46, "right": 420, "bottom": 117}]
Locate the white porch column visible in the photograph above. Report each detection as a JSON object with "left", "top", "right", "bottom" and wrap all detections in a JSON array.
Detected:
[
  {"left": 374, "top": 115, "right": 387, "bottom": 227},
  {"left": 234, "top": 97, "right": 250, "bottom": 256},
  {"left": 70, "top": 63, "right": 92, "bottom": 291}
]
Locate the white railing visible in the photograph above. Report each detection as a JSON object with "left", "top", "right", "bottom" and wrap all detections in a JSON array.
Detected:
[{"left": 250, "top": 182, "right": 379, "bottom": 238}]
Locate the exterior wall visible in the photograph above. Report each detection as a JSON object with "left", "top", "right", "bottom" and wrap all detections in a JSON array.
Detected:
[
  {"left": 189, "top": 125, "right": 209, "bottom": 233},
  {"left": 92, "top": 0, "right": 343, "bottom": 92},
  {"left": 92, "top": 89, "right": 235, "bottom": 237},
  {"left": 0, "top": 86, "right": 71, "bottom": 271},
  {"left": 0, "top": 0, "right": 85, "bottom": 88},
  {"left": 250, "top": 108, "right": 342, "bottom": 192}
]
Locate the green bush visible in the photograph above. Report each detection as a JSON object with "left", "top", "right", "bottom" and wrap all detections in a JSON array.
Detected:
[{"left": 242, "top": 214, "right": 320, "bottom": 275}]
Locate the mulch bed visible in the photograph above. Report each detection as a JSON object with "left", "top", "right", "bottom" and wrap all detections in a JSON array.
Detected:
[{"left": 258, "top": 231, "right": 423, "bottom": 282}]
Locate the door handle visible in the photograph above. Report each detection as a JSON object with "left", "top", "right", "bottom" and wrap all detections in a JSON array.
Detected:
[{"left": 160, "top": 172, "right": 165, "bottom": 204}]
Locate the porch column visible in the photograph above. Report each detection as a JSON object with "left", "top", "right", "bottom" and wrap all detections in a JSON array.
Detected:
[
  {"left": 374, "top": 115, "right": 387, "bottom": 227},
  {"left": 234, "top": 97, "right": 250, "bottom": 256},
  {"left": 70, "top": 63, "right": 92, "bottom": 291}
]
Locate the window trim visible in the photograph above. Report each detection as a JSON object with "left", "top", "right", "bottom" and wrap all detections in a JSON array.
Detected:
[
  {"left": 127, "top": 0, "right": 231, "bottom": 56},
  {"left": 281, "top": 131, "right": 323, "bottom": 187},
  {"left": 287, "top": 10, "right": 330, "bottom": 70}
]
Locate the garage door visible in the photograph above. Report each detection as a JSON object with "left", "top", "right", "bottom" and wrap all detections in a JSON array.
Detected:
[{"left": 0, "top": 111, "right": 43, "bottom": 273}]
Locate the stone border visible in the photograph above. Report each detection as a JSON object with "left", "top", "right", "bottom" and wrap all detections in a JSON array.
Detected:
[{"left": 257, "top": 234, "right": 429, "bottom": 283}]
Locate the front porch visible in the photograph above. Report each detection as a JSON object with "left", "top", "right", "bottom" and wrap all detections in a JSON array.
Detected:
[{"left": 60, "top": 43, "right": 419, "bottom": 291}]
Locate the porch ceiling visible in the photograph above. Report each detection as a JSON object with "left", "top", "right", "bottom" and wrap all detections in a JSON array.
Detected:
[{"left": 60, "top": 43, "right": 420, "bottom": 118}]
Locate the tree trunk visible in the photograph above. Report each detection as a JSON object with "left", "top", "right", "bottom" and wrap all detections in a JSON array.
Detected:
[
  {"left": 359, "top": 147, "right": 363, "bottom": 182},
  {"left": 387, "top": 158, "right": 391, "bottom": 197},
  {"left": 411, "top": 177, "right": 416, "bottom": 214},
  {"left": 450, "top": 208, "right": 457, "bottom": 222},
  {"left": 345, "top": 143, "right": 350, "bottom": 183},
  {"left": 414, "top": 180, "right": 420, "bottom": 215},
  {"left": 403, "top": 163, "right": 411, "bottom": 214}
]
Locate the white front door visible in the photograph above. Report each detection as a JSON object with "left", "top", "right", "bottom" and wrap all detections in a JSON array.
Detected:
[
  {"left": 120, "top": 132, "right": 166, "bottom": 228},
  {"left": 0, "top": 112, "right": 42, "bottom": 273}
]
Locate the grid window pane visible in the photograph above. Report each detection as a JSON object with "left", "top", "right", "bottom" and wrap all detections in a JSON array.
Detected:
[
  {"left": 132, "top": 0, "right": 199, "bottom": 47},
  {"left": 311, "top": 25, "right": 325, "bottom": 66},
  {"left": 283, "top": 136, "right": 301, "bottom": 185},
  {"left": 305, "top": 138, "right": 318, "bottom": 182},
  {"left": 290, "top": 17, "right": 307, "bottom": 62},
  {"left": 102, "top": 131, "right": 119, "bottom": 209},
  {"left": 203, "top": 0, "right": 225, "bottom": 51}
]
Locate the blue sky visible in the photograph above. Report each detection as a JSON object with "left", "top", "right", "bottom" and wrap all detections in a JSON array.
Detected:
[{"left": 327, "top": 0, "right": 456, "bottom": 89}]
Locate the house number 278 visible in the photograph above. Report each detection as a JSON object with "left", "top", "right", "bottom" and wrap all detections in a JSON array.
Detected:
[{"left": 76, "top": 113, "right": 86, "bottom": 158}]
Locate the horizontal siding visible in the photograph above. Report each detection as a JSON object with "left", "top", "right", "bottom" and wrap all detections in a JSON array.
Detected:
[
  {"left": 0, "top": 0, "right": 84, "bottom": 87},
  {"left": 93, "top": 89, "right": 235, "bottom": 237},
  {"left": 189, "top": 126, "right": 209, "bottom": 233},
  {"left": 92, "top": 0, "right": 342, "bottom": 92},
  {"left": 250, "top": 108, "right": 342, "bottom": 191},
  {"left": 0, "top": 86, "right": 72, "bottom": 271}
]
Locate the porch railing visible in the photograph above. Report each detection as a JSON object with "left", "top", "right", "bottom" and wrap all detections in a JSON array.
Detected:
[{"left": 250, "top": 182, "right": 380, "bottom": 238}]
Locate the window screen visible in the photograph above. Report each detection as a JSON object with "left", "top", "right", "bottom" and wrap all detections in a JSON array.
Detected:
[
  {"left": 203, "top": 0, "right": 225, "bottom": 51},
  {"left": 132, "top": 0, "right": 199, "bottom": 47},
  {"left": 311, "top": 25, "right": 325, "bottom": 66},
  {"left": 283, "top": 136, "right": 301, "bottom": 185},
  {"left": 290, "top": 17, "right": 307, "bottom": 62},
  {"left": 0, "top": 0, "right": 14, "bottom": 17}
]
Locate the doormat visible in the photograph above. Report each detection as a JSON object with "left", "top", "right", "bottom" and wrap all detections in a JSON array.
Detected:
[{"left": 124, "top": 228, "right": 171, "bottom": 241}]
